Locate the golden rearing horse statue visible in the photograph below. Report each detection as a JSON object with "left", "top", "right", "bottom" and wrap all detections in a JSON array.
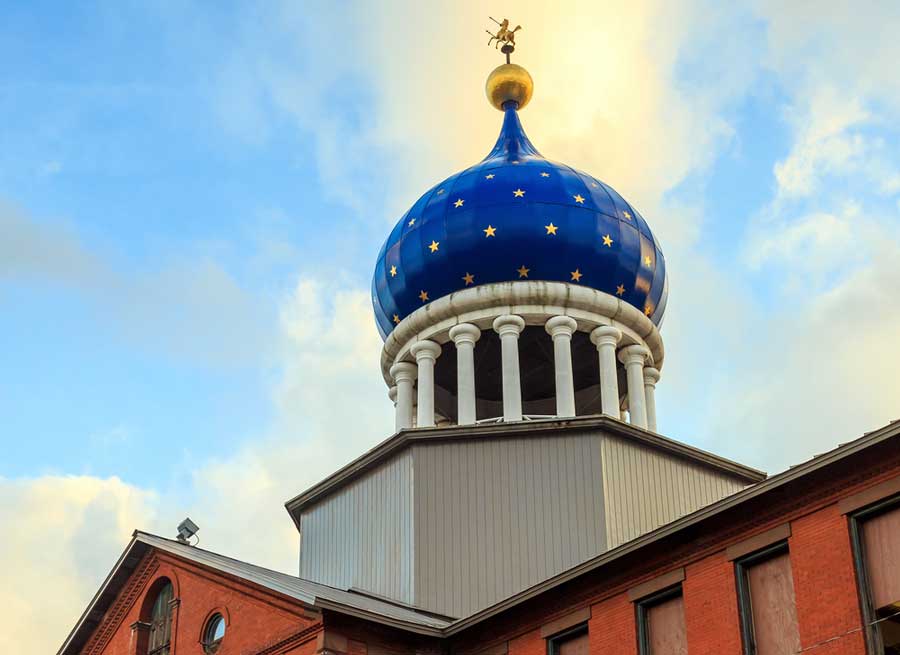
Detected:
[{"left": 486, "top": 17, "right": 522, "bottom": 49}]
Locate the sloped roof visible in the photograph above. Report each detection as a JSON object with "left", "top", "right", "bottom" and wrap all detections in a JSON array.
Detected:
[
  {"left": 135, "top": 533, "right": 454, "bottom": 630},
  {"left": 57, "top": 533, "right": 453, "bottom": 655}
]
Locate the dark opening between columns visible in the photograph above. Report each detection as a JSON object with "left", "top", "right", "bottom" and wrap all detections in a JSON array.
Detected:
[{"left": 433, "top": 326, "right": 625, "bottom": 423}]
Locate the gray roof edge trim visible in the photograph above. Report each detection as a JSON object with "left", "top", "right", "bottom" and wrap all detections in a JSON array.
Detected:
[
  {"left": 444, "top": 419, "right": 900, "bottom": 635},
  {"left": 345, "top": 586, "right": 458, "bottom": 622},
  {"left": 284, "top": 415, "right": 765, "bottom": 517},
  {"left": 56, "top": 534, "right": 143, "bottom": 655},
  {"left": 133, "top": 533, "right": 319, "bottom": 607},
  {"left": 313, "top": 599, "right": 444, "bottom": 637},
  {"left": 134, "top": 533, "right": 450, "bottom": 631}
]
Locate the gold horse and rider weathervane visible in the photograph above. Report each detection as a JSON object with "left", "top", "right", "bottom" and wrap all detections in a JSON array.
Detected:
[{"left": 486, "top": 17, "right": 521, "bottom": 63}]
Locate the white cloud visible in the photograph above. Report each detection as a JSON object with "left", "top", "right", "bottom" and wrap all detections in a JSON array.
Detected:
[
  {"left": 773, "top": 91, "right": 871, "bottom": 199},
  {"left": 679, "top": 1, "right": 900, "bottom": 467},
  {"left": 0, "top": 275, "right": 391, "bottom": 652},
  {"left": 0, "top": 475, "right": 158, "bottom": 654},
  {"left": 183, "top": 276, "right": 390, "bottom": 570},
  {"left": 711, "top": 231, "right": 900, "bottom": 468}
]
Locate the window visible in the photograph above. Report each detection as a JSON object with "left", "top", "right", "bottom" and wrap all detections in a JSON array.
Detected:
[
  {"left": 850, "top": 497, "right": 900, "bottom": 654},
  {"left": 637, "top": 587, "right": 687, "bottom": 655},
  {"left": 147, "top": 581, "right": 174, "bottom": 655},
  {"left": 203, "top": 613, "right": 227, "bottom": 654},
  {"left": 547, "top": 625, "right": 589, "bottom": 655},
  {"left": 735, "top": 543, "right": 801, "bottom": 655}
]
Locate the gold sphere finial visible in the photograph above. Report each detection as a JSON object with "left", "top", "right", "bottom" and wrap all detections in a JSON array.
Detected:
[
  {"left": 486, "top": 63, "right": 533, "bottom": 111},
  {"left": 484, "top": 17, "right": 531, "bottom": 111}
]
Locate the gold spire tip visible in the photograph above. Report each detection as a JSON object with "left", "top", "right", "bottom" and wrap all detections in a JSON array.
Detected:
[{"left": 484, "top": 18, "right": 532, "bottom": 111}]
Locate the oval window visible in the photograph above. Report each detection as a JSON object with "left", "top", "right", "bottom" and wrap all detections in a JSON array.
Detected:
[{"left": 202, "top": 613, "right": 226, "bottom": 654}]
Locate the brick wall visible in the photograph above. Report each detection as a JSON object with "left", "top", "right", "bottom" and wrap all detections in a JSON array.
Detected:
[
  {"left": 589, "top": 595, "right": 636, "bottom": 655},
  {"left": 508, "top": 628, "right": 543, "bottom": 655},
  {"left": 790, "top": 505, "right": 867, "bottom": 655},
  {"left": 683, "top": 553, "right": 742, "bottom": 653},
  {"left": 86, "top": 554, "right": 320, "bottom": 655}
]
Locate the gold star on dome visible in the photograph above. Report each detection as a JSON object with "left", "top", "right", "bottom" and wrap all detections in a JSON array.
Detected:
[
  {"left": 437, "top": 188, "right": 445, "bottom": 195},
  {"left": 540, "top": 172, "right": 550, "bottom": 178},
  {"left": 513, "top": 188, "right": 525, "bottom": 198},
  {"left": 454, "top": 198, "right": 464, "bottom": 208},
  {"left": 573, "top": 194, "right": 585, "bottom": 204},
  {"left": 512, "top": 160, "right": 520, "bottom": 165},
  {"left": 616, "top": 284, "right": 626, "bottom": 296},
  {"left": 623, "top": 210, "right": 632, "bottom": 220},
  {"left": 571, "top": 269, "right": 583, "bottom": 282},
  {"left": 484, "top": 225, "right": 497, "bottom": 237},
  {"left": 462, "top": 272, "right": 475, "bottom": 286},
  {"left": 545, "top": 223, "right": 558, "bottom": 235},
  {"left": 428, "top": 240, "right": 439, "bottom": 253},
  {"left": 602, "top": 234, "right": 613, "bottom": 247},
  {"left": 393, "top": 314, "right": 401, "bottom": 324},
  {"left": 389, "top": 265, "right": 397, "bottom": 277},
  {"left": 517, "top": 265, "right": 530, "bottom": 278},
  {"left": 408, "top": 217, "right": 416, "bottom": 226},
  {"left": 485, "top": 173, "right": 495, "bottom": 180},
  {"left": 645, "top": 304, "right": 653, "bottom": 316},
  {"left": 644, "top": 255, "right": 652, "bottom": 266},
  {"left": 419, "top": 290, "right": 429, "bottom": 302}
]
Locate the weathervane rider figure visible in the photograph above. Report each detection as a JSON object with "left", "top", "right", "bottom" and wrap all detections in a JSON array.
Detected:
[{"left": 486, "top": 17, "right": 521, "bottom": 63}]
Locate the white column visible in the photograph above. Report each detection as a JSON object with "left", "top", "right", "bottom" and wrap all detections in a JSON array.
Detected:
[
  {"left": 545, "top": 316, "right": 577, "bottom": 417},
  {"left": 449, "top": 323, "right": 481, "bottom": 425},
  {"left": 492, "top": 314, "right": 526, "bottom": 422},
  {"left": 590, "top": 326, "right": 622, "bottom": 418},
  {"left": 389, "top": 362, "right": 417, "bottom": 431},
  {"left": 410, "top": 340, "right": 442, "bottom": 428},
  {"left": 618, "top": 344, "right": 651, "bottom": 429},
  {"left": 643, "top": 367, "right": 660, "bottom": 432}
]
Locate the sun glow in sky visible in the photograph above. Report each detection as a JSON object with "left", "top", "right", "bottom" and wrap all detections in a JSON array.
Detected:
[{"left": 2, "top": 2, "right": 900, "bottom": 652}]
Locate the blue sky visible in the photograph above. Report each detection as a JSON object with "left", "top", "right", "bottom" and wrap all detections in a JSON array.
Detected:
[
  {"left": 1, "top": 2, "right": 381, "bottom": 485},
  {"left": 2, "top": 2, "right": 900, "bottom": 652}
]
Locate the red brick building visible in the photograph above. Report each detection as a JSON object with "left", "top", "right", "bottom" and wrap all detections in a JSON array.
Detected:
[
  {"left": 58, "top": 419, "right": 900, "bottom": 655},
  {"left": 57, "top": 50, "right": 900, "bottom": 655}
]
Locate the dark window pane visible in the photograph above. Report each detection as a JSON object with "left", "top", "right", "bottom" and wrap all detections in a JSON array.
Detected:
[
  {"left": 746, "top": 552, "right": 801, "bottom": 655},
  {"left": 862, "top": 506, "right": 900, "bottom": 609},
  {"left": 862, "top": 506, "right": 900, "bottom": 653},
  {"left": 646, "top": 595, "right": 687, "bottom": 655},
  {"left": 204, "top": 613, "right": 226, "bottom": 654},
  {"left": 147, "top": 582, "right": 173, "bottom": 655},
  {"left": 557, "top": 631, "right": 589, "bottom": 655}
]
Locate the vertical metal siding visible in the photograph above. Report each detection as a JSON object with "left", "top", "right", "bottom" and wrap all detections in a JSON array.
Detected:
[
  {"left": 600, "top": 434, "right": 749, "bottom": 549},
  {"left": 297, "top": 428, "right": 751, "bottom": 618},
  {"left": 412, "top": 433, "right": 606, "bottom": 618},
  {"left": 298, "top": 450, "right": 415, "bottom": 604}
]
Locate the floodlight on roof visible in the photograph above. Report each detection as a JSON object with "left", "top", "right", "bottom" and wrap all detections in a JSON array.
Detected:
[{"left": 176, "top": 517, "right": 199, "bottom": 544}]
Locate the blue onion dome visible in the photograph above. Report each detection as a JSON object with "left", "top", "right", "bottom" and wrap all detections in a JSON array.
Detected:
[{"left": 372, "top": 81, "right": 668, "bottom": 341}]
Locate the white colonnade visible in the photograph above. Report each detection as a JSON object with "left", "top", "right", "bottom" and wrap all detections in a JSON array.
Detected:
[{"left": 390, "top": 315, "right": 659, "bottom": 432}]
